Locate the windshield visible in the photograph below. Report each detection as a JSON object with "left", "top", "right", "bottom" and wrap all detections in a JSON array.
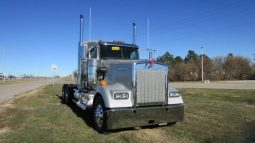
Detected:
[{"left": 100, "top": 45, "right": 139, "bottom": 60}]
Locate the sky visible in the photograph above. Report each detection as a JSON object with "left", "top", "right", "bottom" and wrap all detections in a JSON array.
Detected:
[{"left": 0, "top": 0, "right": 255, "bottom": 76}]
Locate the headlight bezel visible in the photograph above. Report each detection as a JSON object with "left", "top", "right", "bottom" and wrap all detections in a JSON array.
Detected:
[
  {"left": 168, "top": 90, "right": 181, "bottom": 98},
  {"left": 113, "top": 92, "right": 129, "bottom": 100}
]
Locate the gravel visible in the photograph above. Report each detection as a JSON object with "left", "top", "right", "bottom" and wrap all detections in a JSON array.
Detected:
[{"left": 169, "top": 80, "right": 255, "bottom": 90}]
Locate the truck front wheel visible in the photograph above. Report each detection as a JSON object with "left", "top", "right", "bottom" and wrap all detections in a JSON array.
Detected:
[{"left": 93, "top": 96, "right": 107, "bottom": 133}]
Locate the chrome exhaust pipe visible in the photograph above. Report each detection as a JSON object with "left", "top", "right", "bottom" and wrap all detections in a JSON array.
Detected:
[
  {"left": 132, "top": 22, "right": 136, "bottom": 44},
  {"left": 79, "top": 15, "right": 84, "bottom": 46},
  {"left": 78, "top": 15, "right": 84, "bottom": 85}
]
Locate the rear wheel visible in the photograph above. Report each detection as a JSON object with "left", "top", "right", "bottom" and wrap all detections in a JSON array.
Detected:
[
  {"left": 64, "top": 88, "right": 70, "bottom": 104},
  {"left": 62, "top": 84, "right": 76, "bottom": 105},
  {"left": 93, "top": 96, "right": 107, "bottom": 133},
  {"left": 61, "top": 85, "right": 66, "bottom": 102},
  {"left": 64, "top": 87, "right": 73, "bottom": 105}
]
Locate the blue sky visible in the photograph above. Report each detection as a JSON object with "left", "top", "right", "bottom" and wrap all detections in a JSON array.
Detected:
[{"left": 0, "top": 0, "right": 254, "bottom": 76}]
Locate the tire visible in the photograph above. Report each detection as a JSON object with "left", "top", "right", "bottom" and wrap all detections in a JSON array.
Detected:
[
  {"left": 62, "top": 85, "right": 76, "bottom": 105},
  {"left": 64, "top": 87, "right": 73, "bottom": 105},
  {"left": 93, "top": 96, "right": 107, "bottom": 133},
  {"left": 62, "top": 85, "right": 66, "bottom": 102},
  {"left": 65, "top": 88, "right": 70, "bottom": 104}
]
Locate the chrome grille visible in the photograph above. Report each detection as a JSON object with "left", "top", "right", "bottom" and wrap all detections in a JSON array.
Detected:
[{"left": 136, "top": 70, "right": 166, "bottom": 105}]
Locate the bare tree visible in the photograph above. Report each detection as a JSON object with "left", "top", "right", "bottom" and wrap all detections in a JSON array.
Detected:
[
  {"left": 252, "top": 63, "right": 255, "bottom": 79},
  {"left": 212, "top": 56, "right": 226, "bottom": 80},
  {"left": 175, "top": 63, "right": 192, "bottom": 81},
  {"left": 223, "top": 55, "right": 252, "bottom": 79},
  {"left": 158, "top": 51, "right": 253, "bottom": 81}
]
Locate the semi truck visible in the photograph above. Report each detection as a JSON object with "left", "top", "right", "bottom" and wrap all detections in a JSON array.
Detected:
[{"left": 62, "top": 15, "right": 184, "bottom": 132}]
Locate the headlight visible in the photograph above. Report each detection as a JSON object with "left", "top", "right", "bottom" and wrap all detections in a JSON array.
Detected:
[
  {"left": 169, "top": 91, "right": 181, "bottom": 97},
  {"left": 113, "top": 92, "right": 129, "bottom": 100}
]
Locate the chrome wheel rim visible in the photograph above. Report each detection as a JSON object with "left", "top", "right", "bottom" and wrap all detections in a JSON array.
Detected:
[{"left": 95, "top": 104, "right": 104, "bottom": 128}]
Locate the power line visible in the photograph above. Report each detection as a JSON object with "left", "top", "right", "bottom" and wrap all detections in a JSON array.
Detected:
[
  {"left": 165, "top": 19, "right": 255, "bottom": 43},
  {"left": 139, "top": 0, "right": 254, "bottom": 39}
]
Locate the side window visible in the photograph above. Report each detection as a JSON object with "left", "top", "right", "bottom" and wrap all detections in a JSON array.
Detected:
[
  {"left": 91, "top": 47, "right": 97, "bottom": 58},
  {"left": 130, "top": 51, "right": 136, "bottom": 59}
]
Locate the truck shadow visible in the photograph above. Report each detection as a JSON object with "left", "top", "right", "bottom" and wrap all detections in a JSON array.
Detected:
[
  {"left": 56, "top": 95, "right": 94, "bottom": 128},
  {"left": 109, "top": 123, "right": 176, "bottom": 134},
  {"left": 56, "top": 95, "right": 175, "bottom": 133},
  {"left": 69, "top": 103, "right": 94, "bottom": 128},
  {"left": 245, "top": 120, "right": 255, "bottom": 142}
]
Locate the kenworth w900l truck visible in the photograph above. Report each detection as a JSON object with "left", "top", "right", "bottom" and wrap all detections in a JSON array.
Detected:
[{"left": 62, "top": 15, "right": 184, "bottom": 132}]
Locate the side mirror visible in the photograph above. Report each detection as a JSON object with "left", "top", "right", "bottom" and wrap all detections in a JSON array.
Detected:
[{"left": 97, "top": 67, "right": 107, "bottom": 80}]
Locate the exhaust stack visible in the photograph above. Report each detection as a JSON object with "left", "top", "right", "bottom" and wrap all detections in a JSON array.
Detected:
[
  {"left": 132, "top": 22, "right": 136, "bottom": 44},
  {"left": 78, "top": 15, "right": 84, "bottom": 85},
  {"left": 79, "top": 15, "right": 84, "bottom": 46}
]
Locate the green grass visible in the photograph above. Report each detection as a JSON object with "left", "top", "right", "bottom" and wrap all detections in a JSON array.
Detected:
[{"left": 0, "top": 85, "right": 255, "bottom": 143}]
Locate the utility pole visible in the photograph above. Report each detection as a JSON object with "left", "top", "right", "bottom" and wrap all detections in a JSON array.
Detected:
[
  {"left": 2, "top": 49, "right": 5, "bottom": 82},
  {"left": 201, "top": 47, "right": 204, "bottom": 83}
]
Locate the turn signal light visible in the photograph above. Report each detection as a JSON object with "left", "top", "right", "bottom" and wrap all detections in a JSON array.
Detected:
[{"left": 101, "top": 80, "right": 107, "bottom": 86}]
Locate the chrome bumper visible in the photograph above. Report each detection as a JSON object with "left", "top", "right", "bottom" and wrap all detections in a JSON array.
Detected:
[{"left": 106, "top": 104, "right": 184, "bottom": 130}]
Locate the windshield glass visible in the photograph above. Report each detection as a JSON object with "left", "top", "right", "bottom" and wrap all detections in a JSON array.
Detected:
[{"left": 100, "top": 45, "right": 139, "bottom": 60}]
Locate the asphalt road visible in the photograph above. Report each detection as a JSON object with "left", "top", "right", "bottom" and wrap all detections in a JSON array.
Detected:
[
  {"left": 0, "top": 79, "right": 53, "bottom": 104},
  {"left": 170, "top": 80, "right": 255, "bottom": 90}
]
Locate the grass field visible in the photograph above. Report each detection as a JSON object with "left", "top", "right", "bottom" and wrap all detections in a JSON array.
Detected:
[{"left": 0, "top": 85, "right": 254, "bottom": 143}]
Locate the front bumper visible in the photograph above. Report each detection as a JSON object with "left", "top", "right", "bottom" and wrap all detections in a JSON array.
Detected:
[{"left": 106, "top": 104, "right": 184, "bottom": 130}]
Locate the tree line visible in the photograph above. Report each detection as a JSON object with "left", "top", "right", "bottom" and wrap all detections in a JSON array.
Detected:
[{"left": 157, "top": 50, "right": 255, "bottom": 81}]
